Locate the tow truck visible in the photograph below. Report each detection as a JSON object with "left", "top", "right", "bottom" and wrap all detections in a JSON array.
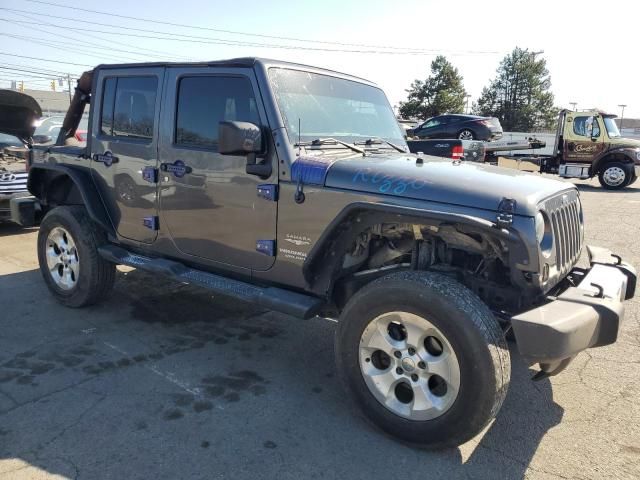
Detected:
[{"left": 487, "top": 109, "right": 640, "bottom": 190}]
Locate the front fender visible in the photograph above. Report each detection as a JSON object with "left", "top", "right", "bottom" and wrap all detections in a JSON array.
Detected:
[
  {"left": 303, "top": 201, "right": 534, "bottom": 297},
  {"left": 593, "top": 148, "right": 640, "bottom": 175},
  {"left": 28, "top": 163, "right": 114, "bottom": 235}
]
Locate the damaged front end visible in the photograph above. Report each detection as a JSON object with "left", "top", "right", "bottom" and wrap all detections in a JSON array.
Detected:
[{"left": 511, "top": 246, "right": 636, "bottom": 378}]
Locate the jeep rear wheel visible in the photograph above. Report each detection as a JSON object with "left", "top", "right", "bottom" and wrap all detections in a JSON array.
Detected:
[
  {"left": 38, "top": 206, "right": 116, "bottom": 307},
  {"left": 335, "top": 271, "right": 510, "bottom": 448},
  {"left": 598, "top": 162, "right": 632, "bottom": 190}
]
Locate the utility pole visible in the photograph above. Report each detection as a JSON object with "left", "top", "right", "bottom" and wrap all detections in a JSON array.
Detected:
[
  {"left": 67, "top": 74, "right": 72, "bottom": 104},
  {"left": 569, "top": 102, "right": 577, "bottom": 111},
  {"left": 618, "top": 104, "right": 626, "bottom": 131},
  {"left": 465, "top": 95, "right": 472, "bottom": 114}
]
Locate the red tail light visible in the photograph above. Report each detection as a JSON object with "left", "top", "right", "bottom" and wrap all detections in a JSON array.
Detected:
[
  {"left": 452, "top": 145, "right": 464, "bottom": 161},
  {"left": 75, "top": 130, "right": 87, "bottom": 142},
  {"left": 478, "top": 119, "right": 493, "bottom": 127}
]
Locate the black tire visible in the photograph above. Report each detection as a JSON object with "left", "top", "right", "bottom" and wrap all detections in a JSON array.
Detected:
[
  {"left": 335, "top": 271, "right": 510, "bottom": 449},
  {"left": 37, "top": 206, "right": 116, "bottom": 307},
  {"left": 598, "top": 161, "right": 632, "bottom": 190},
  {"left": 457, "top": 129, "right": 476, "bottom": 140}
]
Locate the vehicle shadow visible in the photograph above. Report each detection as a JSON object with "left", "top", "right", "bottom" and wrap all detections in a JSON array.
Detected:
[
  {"left": 576, "top": 183, "right": 640, "bottom": 193},
  {"left": 0, "top": 268, "right": 564, "bottom": 479},
  {"left": 456, "top": 349, "right": 564, "bottom": 478},
  {"left": 0, "top": 223, "right": 37, "bottom": 238}
]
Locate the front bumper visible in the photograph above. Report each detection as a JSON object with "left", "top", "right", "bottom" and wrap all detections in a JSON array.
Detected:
[
  {"left": 511, "top": 246, "right": 636, "bottom": 376},
  {"left": 0, "top": 193, "right": 38, "bottom": 226}
]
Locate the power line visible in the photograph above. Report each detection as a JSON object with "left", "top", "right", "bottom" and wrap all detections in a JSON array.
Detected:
[
  {"left": 0, "top": 52, "right": 93, "bottom": 67},
  {"left": 0, "top": 61, "right": 70, "bottom": 75},
  {"left": 0, "top": 67, "right": 65, "bottom": 79},
  {"left": 0, "top": 17, "right": 497, "bottom": 56},
  {"left": 1, "top": 9, "right": 193, "bottom": 61},
  {"left": 0, "top": 29, "right": 163, "bottom": 63},
  {"left": 16, "top": 2, "right": 499, "bottom": 55},
  {"left": 21, "top": 0, "right": 446, "bottom": 51}
]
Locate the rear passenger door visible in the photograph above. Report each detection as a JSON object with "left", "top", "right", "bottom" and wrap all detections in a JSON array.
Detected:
[
  {"left": 90, "top": 67, "right": 164, "bottom": 244},
  {"left": 158, "top": 67, "right": 277, "bottom": 271}
]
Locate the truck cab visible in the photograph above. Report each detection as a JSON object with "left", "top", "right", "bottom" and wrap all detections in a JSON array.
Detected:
[{"left": 555, "top": 109, "right": 640, "bottom": 188}]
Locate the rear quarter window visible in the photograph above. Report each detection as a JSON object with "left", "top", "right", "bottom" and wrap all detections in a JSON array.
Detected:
[{"left": 100, "top": 76, "right": 158, "bottom": 140}]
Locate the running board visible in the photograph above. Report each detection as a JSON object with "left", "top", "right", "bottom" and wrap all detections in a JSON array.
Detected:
[{"left": 98, "top": 245, "right": 324, "bottom": 320}]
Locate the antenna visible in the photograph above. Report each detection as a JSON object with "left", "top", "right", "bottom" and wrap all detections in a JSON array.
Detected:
[{"left": 297, "top": 118, "right": 301, "bottom": 157}]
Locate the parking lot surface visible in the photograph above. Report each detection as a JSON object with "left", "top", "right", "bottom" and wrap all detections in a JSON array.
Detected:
[{"left": 0, "top": 177, "right": 639, "bottom": 480}]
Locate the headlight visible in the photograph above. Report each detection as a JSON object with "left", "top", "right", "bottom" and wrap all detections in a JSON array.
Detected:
[
  {"left": 535, "top": 212, "right": 545, "bottom": 243},
  {"left": 636, "top": 151, "right": 640, "bottom": 161},
  {"left": 536, "top": 211, "right": 553, "bottom": 257}
]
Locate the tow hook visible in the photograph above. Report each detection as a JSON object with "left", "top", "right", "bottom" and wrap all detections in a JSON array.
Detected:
[{"left": 590, "top": 282, "right": 605, "bottom": 298}]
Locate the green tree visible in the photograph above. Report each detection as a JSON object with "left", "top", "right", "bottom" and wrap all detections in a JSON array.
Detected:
[
  {"left": 474, "top": 47, "right": 557, "bottom": 131},
  {"left": 399, "top": 56, "right": 467, "bottom": 119}
]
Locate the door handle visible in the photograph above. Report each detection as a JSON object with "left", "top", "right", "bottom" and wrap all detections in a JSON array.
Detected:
[
  {"left": 160, "top": 160, "right": 192, "bottom": 178},
  {"left": 92, "top": 151, "right": 119, "bottom": 167}
]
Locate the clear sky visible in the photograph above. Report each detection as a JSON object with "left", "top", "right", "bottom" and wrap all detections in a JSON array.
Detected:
[{"left": 1, "top": 0, "right": 638, "bottom": 118}]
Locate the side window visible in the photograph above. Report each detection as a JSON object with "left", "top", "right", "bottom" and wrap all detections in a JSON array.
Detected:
[
  {"left": 573, "top": 116, "right": 601, "bottom": 138},
  {"left": 100, "top": 78, "right": 116, "bottom": 136},
  {"left": 175, "top": 76, "right": 260, "bottom": 148},
  {"left": 100, "top": 76, "right": 158, "bottom": 139},
  {"left": 423, "top": 119, "right": 440, "bottom": 128}
]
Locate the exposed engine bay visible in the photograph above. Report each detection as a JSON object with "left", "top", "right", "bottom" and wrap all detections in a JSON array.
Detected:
[{"left": 336, "top": 222, "right": 524, "bottom": 313}]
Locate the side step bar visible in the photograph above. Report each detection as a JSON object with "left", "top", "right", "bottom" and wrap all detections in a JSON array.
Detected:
[{"left": 98, "top": 245, "right": 324, "bottom": 320}]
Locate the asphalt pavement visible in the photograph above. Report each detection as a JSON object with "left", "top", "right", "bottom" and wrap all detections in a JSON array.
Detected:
[{"left": 0, "top": 176, "right": 638, "bottom": 480}]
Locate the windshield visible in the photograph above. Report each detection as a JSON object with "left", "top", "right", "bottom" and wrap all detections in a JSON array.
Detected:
[
  {"left": 269, "top": 68, "right": 405, "bottom": 146},
  {"left": 603, "top": 117, "right": 621, "bottom": 138}
]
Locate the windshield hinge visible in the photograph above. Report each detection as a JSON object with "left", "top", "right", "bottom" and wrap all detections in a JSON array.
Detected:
[
  {"left": 257, "top": 184, "right": 278, "bottom": 201},
  {"left": 496, "top": 198, "right": 516, "bottom": 228}
]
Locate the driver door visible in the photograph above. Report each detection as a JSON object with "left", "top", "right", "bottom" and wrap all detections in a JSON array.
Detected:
[
  {"left": 564, "top": 115, "right": 606, "bottom": 163},
  {"left": 419, "top": 117, "right": 449, "bottom": 138}
]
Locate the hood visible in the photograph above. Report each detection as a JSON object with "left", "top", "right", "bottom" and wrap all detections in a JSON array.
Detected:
[
  {"left": 608, "top": 136, "right": 640, "bottom": 149},
  {"left": 0, "top": 90, "right": 42, "bottom": 140},
  {"left": 323, "top": 153, "right": 573, "bottom": 216}
]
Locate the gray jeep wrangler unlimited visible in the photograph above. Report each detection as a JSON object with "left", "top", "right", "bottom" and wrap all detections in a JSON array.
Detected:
[{"left": 10, "top": 58, "right": 636, "bottom": 448}]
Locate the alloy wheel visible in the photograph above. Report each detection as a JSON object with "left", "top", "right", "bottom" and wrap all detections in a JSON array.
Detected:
[
  {"left": 359, "top": 311, "right": 460, "bottom": 420},
  {"left": 45, "top": 227, "right": 80, "bottom": 290}
]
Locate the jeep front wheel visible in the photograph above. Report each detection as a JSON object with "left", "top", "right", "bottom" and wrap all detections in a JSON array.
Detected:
[
  {"left": 37, "top": 206, "right": 116, "bottom": 307},
  {"left": 335, "top": 271, "right": 510, "bottom": 448}
]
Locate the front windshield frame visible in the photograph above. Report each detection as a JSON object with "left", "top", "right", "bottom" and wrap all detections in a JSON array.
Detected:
[
  {"left": 603, "top": 116, "right": 621, "bottom": 138},
  {"left": 268, "top": 67, "right": 406, "bottom": 148}
]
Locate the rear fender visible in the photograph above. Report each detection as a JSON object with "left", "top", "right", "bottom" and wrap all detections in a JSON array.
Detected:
[{"left": 28, "top": 164, "right": 114, "bottom": 235}]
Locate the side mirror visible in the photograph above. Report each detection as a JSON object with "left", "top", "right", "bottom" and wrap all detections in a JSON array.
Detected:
[
  {"left": 218, "top": 121, "right": 271, "bottom": 178},
  {"left": 218, "top": 121, "right": 263, "bottom": 155}
]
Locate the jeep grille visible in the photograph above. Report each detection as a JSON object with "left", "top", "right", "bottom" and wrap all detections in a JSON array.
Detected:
[{"left": 542, "top": 189, "right": 583, "bottom": 276}]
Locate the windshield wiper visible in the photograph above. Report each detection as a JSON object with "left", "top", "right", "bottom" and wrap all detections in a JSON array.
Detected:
[
  {"left": 295, "top": 138, "right": 365, "bottom": 155},
  {"left": 355, "top": 137, "right": 406, "bottom": 153}
]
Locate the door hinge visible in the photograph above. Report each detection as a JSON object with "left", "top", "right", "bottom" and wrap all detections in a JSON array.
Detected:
[
  {"left": 142, "top": 166, "right": 158, "bottom": 183},
  {"left": 256, "top": 239, "right": 276, "bottom": 256},
  {"left": 257, "top": 184, "right": 278, "bottom": 201},
  {"left": 143, "top": 216, "right": 159, "bottom": 230},
  {"left": 496, "top": 198, "right": 516, "bottom": 228}
]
